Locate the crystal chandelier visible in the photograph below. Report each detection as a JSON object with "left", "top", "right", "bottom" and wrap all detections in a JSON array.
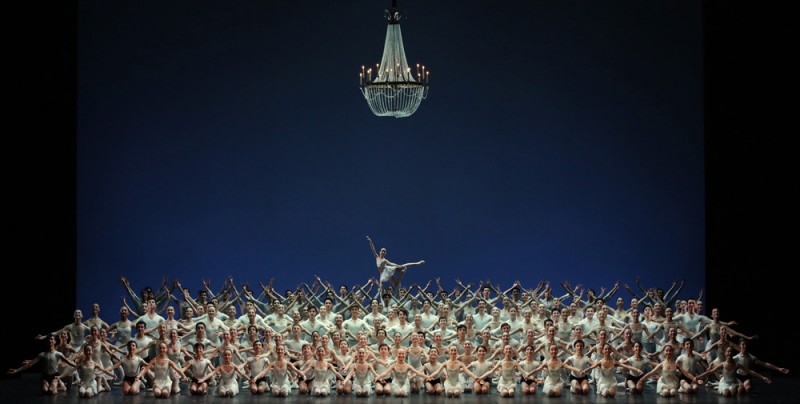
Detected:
[{"left": 359, "top": 0, "right": 429, "bottom": 118}]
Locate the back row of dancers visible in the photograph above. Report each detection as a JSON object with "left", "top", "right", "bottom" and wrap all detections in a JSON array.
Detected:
[{"left": 9, "top": 273, "right": 790, "bottom": 398}]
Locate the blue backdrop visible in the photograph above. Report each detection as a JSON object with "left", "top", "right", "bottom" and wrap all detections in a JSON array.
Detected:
[{"left": 76, "top": 1, "right": 704, "bottom": 313}]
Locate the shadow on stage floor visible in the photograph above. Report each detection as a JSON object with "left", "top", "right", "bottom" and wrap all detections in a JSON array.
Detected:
[{"left": 1, "top": 374, "right": 797, "bottom": 404}]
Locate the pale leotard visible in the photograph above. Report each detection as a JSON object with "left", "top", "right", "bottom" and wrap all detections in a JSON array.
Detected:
[
  {"left": 270, "top": 362, "right": 291, "bottom": 393},
  {"left": 595, "top": 364, "right": 618, "bottom": 393},
  {"left": 378, "top": 260, "right": 399, "bottom": 283},
  {"left": 657, "top": 367, "right": 679, "bottom": 392},
  {"left": 541, "top": 365, "right": 563, "bottom": 395},
  {"left": 390, "top": 367, "right": 411, "bottom": 395},
  {"left": 496, "top": 361, "right": 517, "bottom": 391},
  {"left": 717, "top": 363, "right": 739, "bottom": 394},
  {"left": 443, "top": 363, "right": 463, "bottom": 391},
  {"left": 151, "top": 360, "right": 173, "bottom": 390},
  {"left": 218, "top": 366, "right": 240, "bottom": 396},
  {"left": 77, "top": 362, "right": 98, "bottom": 393},
  {"left": 352, "top": 365, "right": 373, "bottom": 395},
  {"left": 311, "top": 366, "right": 331, "bottom": 393},
  {"left": 112, "top": 322, "right": 133, "bottom": 346}
]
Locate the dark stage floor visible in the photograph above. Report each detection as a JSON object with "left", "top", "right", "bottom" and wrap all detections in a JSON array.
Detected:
[{"left": 2, "top": 374, "right": 797, "bottom": 404}]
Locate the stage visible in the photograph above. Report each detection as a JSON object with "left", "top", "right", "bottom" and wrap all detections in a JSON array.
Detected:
[{"left": 2, "top": 373, "right": 796, "bottom": 404}]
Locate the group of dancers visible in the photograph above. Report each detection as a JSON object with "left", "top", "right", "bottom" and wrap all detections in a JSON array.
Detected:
[{"left": 8, "top": 237, "right": 790, "bottom": 398}]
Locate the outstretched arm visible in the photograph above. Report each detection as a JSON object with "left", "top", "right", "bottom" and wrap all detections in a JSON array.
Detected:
[
  {"left": 366, "top": 236, "right": 378, "bottom": 259},
  {"left": 601, "top": 281, "right": 621, "bottom": 301},
  {"left": 664, "top": 279, "right": 685, "bottom": 308}
]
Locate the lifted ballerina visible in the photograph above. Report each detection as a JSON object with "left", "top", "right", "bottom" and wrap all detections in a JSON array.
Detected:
[{"left": 367, "top": 235, "right": 425, "bottom": 293}]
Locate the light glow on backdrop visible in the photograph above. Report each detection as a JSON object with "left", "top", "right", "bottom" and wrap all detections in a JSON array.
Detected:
[{"left": 77, "top": 1, "right": 704, "bottom": 313}]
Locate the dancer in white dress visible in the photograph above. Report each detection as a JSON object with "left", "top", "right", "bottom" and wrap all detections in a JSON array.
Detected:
[
  {"left": 428, "top": 345, "right": 479, "bottom": 397},
  {"left": 697, "top": 346, "right": 771, "bottom": 397},
  {"left": 299, "top": 346, "right": 344, "bottom": 397},
  {"left": 478, "top": 345, "right": 530, "bottom": 397},
  {"left": 525, "top": 345, "right": 585, "bottom": 398},
  {"left": 375, "top": 348, "right": 430, "bottom": 397},
  {"left": 406, "top": 333, "right": 427, "bottom": 393},
  {"left": 466, "top": 345, "right": 494, "bottom": 395},
  {"left": 56, "top": 344, "right": 115, "bottom": 398},
  {"left": 367, "top": 236, "right": 425, "bottom": 291},
  {"left": 636, "top": 344, "right": 700, "bottom": 397},
  {"left": 198, "top": 348, "right": 249, "bottom": 397},
  {"left": 254, "top": 345, "right": 305, "bottom": 397},
  {"left": 107, "top": 306, "right": 134, "bottom": 349},
  {"left": 585, "top": 344, "right": 642, "bottom": 397},
  {"left": 342, "top": 347, "right": 381, "bottom": 397},
  {"left": 71, "top": 344, "right": 115, "bottom": 398},
  {"left": 135, "top": 342, "right": 188, "bottom": 398}
]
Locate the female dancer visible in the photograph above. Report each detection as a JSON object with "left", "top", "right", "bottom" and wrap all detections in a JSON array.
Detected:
[
  {"left": 696, "top": 346, "right": 771, "bottom": 397},
  {"left": 82, "top": 325, "right": 123, "bottom": 393},
  {"left": 53, "top": 330, "right": 78, "bottom": 391},
  {"left": 585, "top": 344, "right": 643, "bottom": 397},
  {"left": 107, "top": 306, "right": 134, "bottom": 348},
  {"left": 524, "top": 345, "right": 584, "bottom": 398},
  {"left": 164, "top": 328, "right": 190, "bottom": 393},
  {"left": 690, "top": 307, "right": 756, "bottom": 361},
  {"left": 65, "top": 344, "right": 116, "bottom": 398},
  {"left": 374, "top": 348, "right": 430, "bottom": 397},
  {"left": 457, "top": 340, "right": 477, "bottom": 392},
  {"left": 341, "top": 347, "right": 380, "bottom": 397},
  {"left": 406, "top": 333, "right": 427, "bottom": 393},
  {"left": 333, "top": 340, "right": 353, "bottom": 394},
  {"left": 636, "top": 344, "right": 700, "bottom": 397},
  {"left": 84, "top": 303, "right": 111, "bottom": 330},
  {"left": 466, "top": 345, "right": 494, "bottom": 395},
  {"left": 302, "top": 345, "right": 344, "bottom": 397},
  {"left": 197, "top": 348, "right": 249, "bottom": 397},
  {"left": 135, "top": 342, "right": 189, "bottom": 397},
  {"left": 255, "top": 345, "right": 306, "bottom": 397},
  {"left": 478, "top": 345, "right": 530, "bottom": 397},
  {"left": 641, "top": 305, "right": 660, "bottom": 354},
  {"left": 428, "top": 345, "right": 480, "bottom": 397},
  {"left": 367, "top": 236, "right": 425, "bottom": 290}
]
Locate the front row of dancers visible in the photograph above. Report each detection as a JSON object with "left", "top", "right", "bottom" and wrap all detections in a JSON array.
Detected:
[{"left": 8, "top": 327, "right": 779, "bottom": 399}]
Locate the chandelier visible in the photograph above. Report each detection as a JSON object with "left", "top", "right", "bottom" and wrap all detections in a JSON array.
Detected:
[{"left": 359, "top": 0, "right": 429, "bottom": 118}]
